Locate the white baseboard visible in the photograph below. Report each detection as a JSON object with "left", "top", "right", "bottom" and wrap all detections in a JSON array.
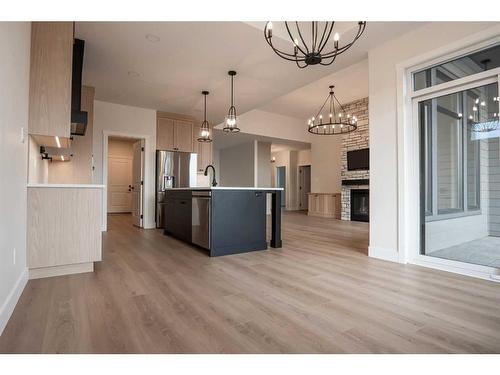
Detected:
[
  {"left": 0, "top": 268, "right": 28, "bottom": 336},
  {"left": 368, "top": 246, "right": 400, "bottom": 263}
]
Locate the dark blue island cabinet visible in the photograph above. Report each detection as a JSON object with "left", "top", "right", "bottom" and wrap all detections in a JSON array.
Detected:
[{"left": 163, "top": 188, "right": 282, "bottom": 257}]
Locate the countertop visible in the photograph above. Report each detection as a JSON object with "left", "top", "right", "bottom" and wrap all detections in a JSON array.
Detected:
[
  {"left": 168, "top": 187, "right": 284, "bottom": 191},
  {"left": 27, "top": 183, "right": 105, "bottom": 189}
]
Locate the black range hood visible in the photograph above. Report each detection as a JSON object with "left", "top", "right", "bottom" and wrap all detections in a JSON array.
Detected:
[{"left": 70, "top": 38, "right": 88, "bottom": 136}]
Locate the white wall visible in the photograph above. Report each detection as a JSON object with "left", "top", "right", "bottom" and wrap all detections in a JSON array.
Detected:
[
  {"left": 256, "top": 141, "right": 272, "bottom": 188},
  {"left": 297, "top": 149, "right": 311, "bottom": 166},
  {"left": 368, "top": 22, "right": 498, "bottom": 262},
  {"left": 311, "top": 136, "right": 342, "bottom": 194},
  {"left": 220, "top": 109, "right": 308, "bottom": 143},
  {"left": 0, "top": 22, "right": 31, "bottom": 335},
  {"left": 93, "top": 100, "right": 156, "bottom": 229},
  {"left": 27, "top": 136, "right": 48, "bottom": 183},
  {"left": 218, "top": 141, "right": 255, "bottom": 187}
]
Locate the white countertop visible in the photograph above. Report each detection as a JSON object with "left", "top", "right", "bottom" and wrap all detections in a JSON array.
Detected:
[
  {"left": 169, "top": 187, "right": 284, "bottom": 191},
  {"left": 27, "top": 183, "right": 105, "bottom": 189}
]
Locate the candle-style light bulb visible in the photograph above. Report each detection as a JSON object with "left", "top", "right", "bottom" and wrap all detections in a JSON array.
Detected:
[
  {"left": 333, "top": 32, "right": 340, "bottom": 49},
  {"left": 293, "top": 38, "right": 299, "bottom": 55},
  {"left": 266, "top": 22, "right": 273, "bottom": 38}
]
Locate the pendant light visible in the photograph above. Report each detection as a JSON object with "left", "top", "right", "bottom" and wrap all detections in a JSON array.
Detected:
[
  {"left": 223, "top": 70, "right": 240, "bottom": 133},
  {"left": 197, "top": 90, "right": 212, "bottom": 142}
]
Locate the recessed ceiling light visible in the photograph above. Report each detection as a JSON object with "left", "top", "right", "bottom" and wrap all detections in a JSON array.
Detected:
[
  {"left": 128, "top": 70, "right": 140, "bottom": 78},
  {"left": 145, "top": 34, "right": 160, "bottom": 43}
]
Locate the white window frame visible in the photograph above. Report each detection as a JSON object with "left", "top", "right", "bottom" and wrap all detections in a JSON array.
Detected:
[{"left": 396, "top": 25, "right": 500, "bottom": 282}]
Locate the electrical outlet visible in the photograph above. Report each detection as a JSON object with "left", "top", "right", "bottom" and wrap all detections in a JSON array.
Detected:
[
  {"left": 20, "top": 127, "right": 26, "bottom": 143},
  {"left": 13, "top": 248, "right": 16, "bottom": 265}
]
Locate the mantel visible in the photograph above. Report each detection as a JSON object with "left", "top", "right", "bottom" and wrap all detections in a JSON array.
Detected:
[{"left": 341, "top": 179, "right": 370, "bottom": 186}]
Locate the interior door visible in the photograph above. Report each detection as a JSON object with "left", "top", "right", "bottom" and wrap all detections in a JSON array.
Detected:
[
  {"left": 107, "top": 156, "right": 132, "bottom": 213},
  {"left": 132, "top": 140, "right": 144, "bottom": 227},
  {"left": 299, "top": 165, "right": 311, "bottom": 210}
]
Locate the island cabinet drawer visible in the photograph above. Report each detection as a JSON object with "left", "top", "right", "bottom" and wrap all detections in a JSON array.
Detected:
[{"left": 164, "top": 193, "right": 192, "bottom": 242}]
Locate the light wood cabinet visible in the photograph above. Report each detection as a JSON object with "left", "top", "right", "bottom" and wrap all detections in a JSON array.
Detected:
[
  {"left": 174, "top": 120, "right": 194, "bottom": 152},
  {"left": 156, "top": 115, "right": 194, "bottom": 152},
  {"left": 28, "top": 22, "right": 73, "bottom": 140},
  {"left": 156, "top": 118, "right": 175, "bottom": 150},
  {"left": 308, "top": 193, "right": 341, "bottom": 219},
  {"left": 27, "top": 186, "right": 102, "bottom": 278}
]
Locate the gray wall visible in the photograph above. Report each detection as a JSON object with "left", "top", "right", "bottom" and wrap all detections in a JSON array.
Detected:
[
  {"left": 219, "top": 141, "right": 255, "bottom": 187},
  {"left": 256, "top": 141, "right": 271, "bottom": 188}
]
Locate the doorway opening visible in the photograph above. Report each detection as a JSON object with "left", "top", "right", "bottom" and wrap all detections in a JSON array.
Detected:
[
  {"left": 298, "top": 165, "right": 311, "bottom": 211},
  {"left": 276, "top": 166, "right": 286, "bottom": 208},
  {"left": 107, "top": 136, "right": 145, "bottom": 228}
]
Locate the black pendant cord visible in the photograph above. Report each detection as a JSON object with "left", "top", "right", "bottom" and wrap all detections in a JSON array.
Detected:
[
  {"left": 204, "top": 92, "right": 207, "bottom": 123},
  {"left": 230, "top": 73, "right": 234, "bottom": 110}
]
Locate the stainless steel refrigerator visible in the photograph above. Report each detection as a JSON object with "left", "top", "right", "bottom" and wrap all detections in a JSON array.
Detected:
[{"left": 156, "top": 150, "right": 197, "bottom": 228}]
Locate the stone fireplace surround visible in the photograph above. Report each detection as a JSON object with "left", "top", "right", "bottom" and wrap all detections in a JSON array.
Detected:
[{"left": 339, "top": 97, "right": 369, "bottom": 221}]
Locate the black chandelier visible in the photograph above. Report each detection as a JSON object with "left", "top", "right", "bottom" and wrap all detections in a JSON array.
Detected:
[
  {"left": 308, "top": 85, "right": 357, "bottom": 135},
  {"left": 264, "top": 21, "right": 366, "bottom": 68},
  {"left": 197, "top": 90, "right": 212, "bottom": 142},
  {"left": 223, "top": 70, "right": 240, "bottom": 133}
]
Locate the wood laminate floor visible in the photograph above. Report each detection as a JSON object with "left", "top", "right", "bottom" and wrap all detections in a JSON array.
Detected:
[{"left": 1, "top": 212, "right": 500, "bottom": 353}]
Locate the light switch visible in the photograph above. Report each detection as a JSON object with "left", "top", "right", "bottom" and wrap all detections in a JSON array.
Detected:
[{"left": 20, "top": 127, "right": 26, "bottom": 143}]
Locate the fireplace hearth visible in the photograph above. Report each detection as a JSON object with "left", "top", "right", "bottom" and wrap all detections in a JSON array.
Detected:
[{"left": 350, "top": 189, "right": 369, "bottom": 222}]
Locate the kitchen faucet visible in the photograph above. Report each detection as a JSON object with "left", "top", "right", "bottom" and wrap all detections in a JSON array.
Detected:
[{"left": 204, "top": 165, "right": 218, "bottom": 187}]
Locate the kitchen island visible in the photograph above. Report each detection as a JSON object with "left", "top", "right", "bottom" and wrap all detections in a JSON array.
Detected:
[{"left": 163, "top": 187, "right": 283, "bottom": 256}]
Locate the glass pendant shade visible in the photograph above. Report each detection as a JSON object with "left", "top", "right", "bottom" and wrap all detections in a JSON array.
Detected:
[
  {"left": 197, "top": 90, "right": 212, "bottom": 142},
  {"left": 223, "top": 70, "right": 240, "bottom": 133}
]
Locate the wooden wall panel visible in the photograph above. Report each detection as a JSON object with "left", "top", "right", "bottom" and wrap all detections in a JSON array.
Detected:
[{"left": 27, "top": 187, "right": 102, "bottom": 269}]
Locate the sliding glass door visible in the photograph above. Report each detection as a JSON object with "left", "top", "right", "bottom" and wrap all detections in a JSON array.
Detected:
[{"left": 419, "top": 82, "right": 500, "bottom": 268}]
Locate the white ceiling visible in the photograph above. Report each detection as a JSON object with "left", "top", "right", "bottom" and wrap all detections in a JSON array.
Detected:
[
  {"left": 76, "top": 21, "right": 425, "bottom": 123},
  {"left": 261, "top": 58, "right": 369, "bottom": 119}
]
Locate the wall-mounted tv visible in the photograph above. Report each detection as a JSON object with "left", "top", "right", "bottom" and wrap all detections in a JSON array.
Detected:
[{"left": 347, "top": 148, "right": 369, "bottom": 171}]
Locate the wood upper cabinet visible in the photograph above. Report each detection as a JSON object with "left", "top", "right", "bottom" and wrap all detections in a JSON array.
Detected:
[
  {"left": 156, "top": 118, "right": 175, "bottom": 150},
  {"left": 156, "top": 115, "right": 194, "bottom": 152},
  {"left": 29, "top": 22, "right": 73, "bottom": 139},
  {"left": 173, "top": 120, "right": 194, "bottom": 152}
]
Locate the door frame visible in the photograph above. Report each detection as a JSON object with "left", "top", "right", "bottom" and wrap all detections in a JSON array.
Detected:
[
  {"left": 395, "top": 26, "right": 500, "bottom": 281},
  {"left": 102, "top": 131, "right": 149, "bottom": 231}
]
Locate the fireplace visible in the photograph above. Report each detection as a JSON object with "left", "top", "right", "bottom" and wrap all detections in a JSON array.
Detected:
[{"left": 350, "top": 189, "right": 369, "bottom": 222}]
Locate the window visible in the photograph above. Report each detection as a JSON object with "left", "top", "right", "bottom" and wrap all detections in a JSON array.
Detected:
[
  {"left": 419, "top": 82, "right": 499, "bottom": 221},
  {"left": 413, "top": 43, "right": 500, "bottom": 90}
]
